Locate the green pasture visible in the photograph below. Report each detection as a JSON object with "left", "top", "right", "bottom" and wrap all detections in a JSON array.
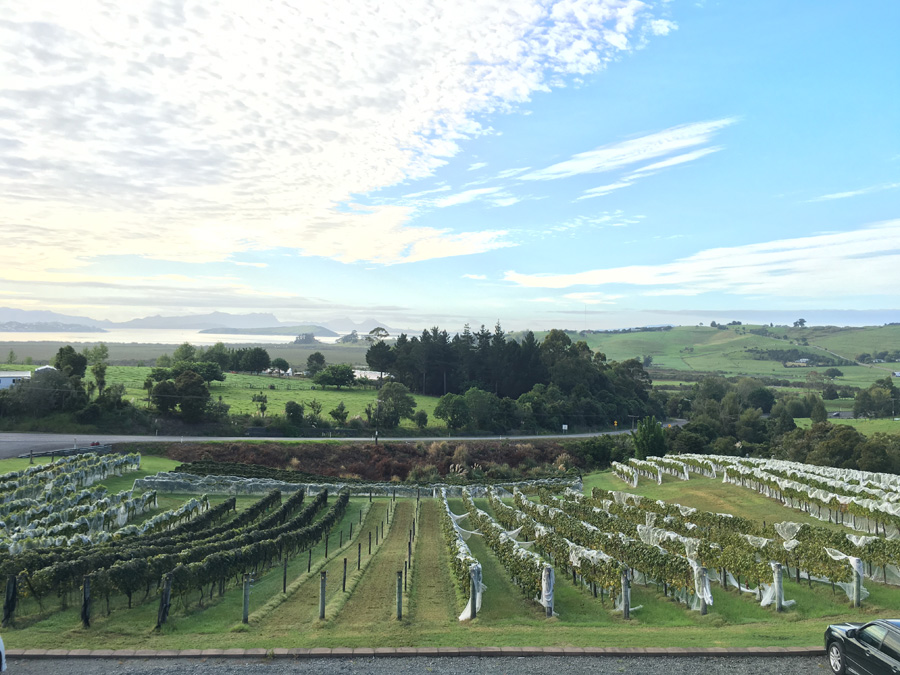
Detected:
[
  {"left": 525, "top": 325, "right": 899, "bottom": 387},
  {"left": 4, "top": 455, "right": 900, "bottom": 649},
  {"left": 798, "top": 324, "right": 900, "bottom": 358},
  {"left": 795, "top": 417, "right": 900, "bottom": 436},
  {"left": 0, "top": 340, "right": 370, "bottom": 368},
  {"left": 90, "top": 365, "right": 443, "bottom": 428}
]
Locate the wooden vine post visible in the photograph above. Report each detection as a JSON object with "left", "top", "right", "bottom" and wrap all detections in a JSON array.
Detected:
[
  {"left": 621, "top": 572, "right": 631, "bottom": 620},
  {"left": 283, "top": 556, "right": 288, "bottom": 594},
  {"left": 81, "top": 575, "right": 91, "bottom": 628},
  {"left": 319, "top": 571, "right": 326, "bottom": 620},
  {"left": 396, "top": 571, "right": 403, "bottom": 620},
  {"left": 2, "top": 575, "right": 17, "bottom": 628},
  {"left": 242, "top": 573, "right": 250, "bottom": 624},
  {"left": 774, "top": 563, "right": 783, "bottom": 612},
  {"left": 156, "top": 573, "right": 172, "bottom": 629},
  {"left": 699, "top": 567, "right": 708, "bottom": 616},
  {"left": 342, "top": 558, "right": 347, "bottom": 592}
]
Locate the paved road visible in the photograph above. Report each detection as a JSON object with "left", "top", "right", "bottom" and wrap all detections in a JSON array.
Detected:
[
  {"left": 4, "top": 655, "right": 828, "bottom": 675},
  {"left": 0, "top": 422, "right": 686, "bottom": 460}
]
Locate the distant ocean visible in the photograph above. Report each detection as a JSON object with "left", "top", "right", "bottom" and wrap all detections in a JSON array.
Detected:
[{"left": 0, "top": 329, "right": 342, "bottom": 346}]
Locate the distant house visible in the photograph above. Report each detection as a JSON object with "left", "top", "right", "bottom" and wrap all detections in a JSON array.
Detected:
[
  {"left": 0, "top": 371, "right": 31, "bottom": 390},
  {"left": 893, "top": 371, "right": 900, "bottom": 377},
  {"left": 796, "top": 358, "right": 810, "bottom": 364}
]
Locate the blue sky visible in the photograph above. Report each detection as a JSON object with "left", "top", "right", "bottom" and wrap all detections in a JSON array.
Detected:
[{"left": 1, "top": 1, "right": 898, "bottom": 331}]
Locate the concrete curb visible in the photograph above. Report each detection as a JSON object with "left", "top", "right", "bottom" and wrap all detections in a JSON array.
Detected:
[{"left": 6, "top": 646, "right": 825, "bottom": 659}]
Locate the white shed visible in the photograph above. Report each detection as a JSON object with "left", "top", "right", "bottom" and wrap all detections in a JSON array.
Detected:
[{"left": 0, "top": 371, "right": 31, "bottom": 389}]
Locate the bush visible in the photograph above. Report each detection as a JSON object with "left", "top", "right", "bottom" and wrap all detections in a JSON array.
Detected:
[{"left": 75, "top": 403, "right": 101, "bottom": 424}]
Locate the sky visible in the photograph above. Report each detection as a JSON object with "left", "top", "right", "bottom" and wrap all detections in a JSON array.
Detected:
[{"left": 1, "top": 0, "right": 898, "bottom": 332}]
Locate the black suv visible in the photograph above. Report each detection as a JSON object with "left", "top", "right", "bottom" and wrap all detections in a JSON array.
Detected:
[{"left": 825, "top": 619, "right": 900, "bottom": 674}]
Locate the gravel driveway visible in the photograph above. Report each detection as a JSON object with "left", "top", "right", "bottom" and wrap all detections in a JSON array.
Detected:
[{"left": 6, "top": 655, "right": 830, "bottom": 674}]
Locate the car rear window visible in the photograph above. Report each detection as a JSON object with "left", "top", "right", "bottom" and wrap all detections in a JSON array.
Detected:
[{"left": 881, "top": 631, "right": 900, "bottom": 662}]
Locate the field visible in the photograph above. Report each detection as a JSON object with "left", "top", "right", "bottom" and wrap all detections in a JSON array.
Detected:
[
  {"left": 795, "top": 417, "right": 900, "bottom": 435},
  {"left": 101, "top": 366, "right": 442, "bottom": 424},
  {"left": 3, "top": 454, "right": 899, "bottom": 651},
  {"left": 0, "top": 339, "right": 370, "bottom": 369},
  {"left": 525, "top": 325, "right": 900, "bottom": 388},
  {"left": 0, "top": 363, "right": 444, "bottom": 430}
]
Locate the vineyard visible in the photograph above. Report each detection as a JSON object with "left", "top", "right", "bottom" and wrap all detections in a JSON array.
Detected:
[{"left": 3, "top": 451, "right": 900, "bottom": 650}]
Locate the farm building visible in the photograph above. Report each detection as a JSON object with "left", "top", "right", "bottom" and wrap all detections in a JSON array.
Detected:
[{"left": 0, "top": 371, "right": 31, "bottom": 389}]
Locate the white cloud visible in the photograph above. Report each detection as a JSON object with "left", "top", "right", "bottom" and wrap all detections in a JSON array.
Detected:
[
  {"left": 808, "top": 182, "right": 900, "bottom": 202},
  {"left": 563, "top": 291, "right": 623, "bottom": 304},
  {"left": 641, "top": 288, "right": 705, "bottom": 296},
  {"left": 521, "top": 118, "right": 737, "bottom": 181},
  {"left": 577, "top": 138, "right": 724, "bottom": 199},
  {"left": 462, "top": 273, "right": 487, "bottom": 280},
  {"left": 434, "top": 187, "right": 503, "bottom": 208},
  {"left": 578, "top": 181, "right": 634, "bottom": 199},
  {"left": 401, "top": 186, "right": 452, "bottom": 199},
  {"left": 491, "top": 196, "right": 523, "bottom": 207},
  {"left": 504, "top": 220, "right": 900, "bottom": 298},
  {"left": 496, "top": 167, "right": 533, "bottom": 179},
  {"left": 547, "top": 212, "right": 640, "bottom": 232},
  {"left": 649, "top": 19, "right": 678, "bottom": 35},
  {"left": 468, "top": 162, "right": 488, "bottom": 171},
  {"left": 0, "top": 0, "right": 668, "bottom": 277},
  {"left": 628, "top": 146, "right": 722, "bottom": 176}
]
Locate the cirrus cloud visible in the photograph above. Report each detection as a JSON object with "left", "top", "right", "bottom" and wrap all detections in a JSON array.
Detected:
[{"left": 504, "top": 220, "right": 900, "bottom": 298}]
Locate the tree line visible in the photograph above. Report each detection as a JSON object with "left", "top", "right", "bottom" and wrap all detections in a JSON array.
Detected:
[{"left": 364, "top": 325, "right": 663, "bottom": 432}]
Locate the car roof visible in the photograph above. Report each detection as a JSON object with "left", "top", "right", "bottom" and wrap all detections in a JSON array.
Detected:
[{"left": 884, "top": 620, "right": 900, "bottom": 630}]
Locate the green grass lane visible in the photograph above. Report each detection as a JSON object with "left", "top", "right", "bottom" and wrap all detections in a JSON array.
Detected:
[
  {"left": 325, "top": 499, "right": 413, "bottom": 633},
  {"left": 406, "top": 498, "right": 457, "bottom": 627},
  {"left": 245, "top": 497, "right": 379, "bottom": 637},
  {"left": 446, "top": 498, "right": 545, "bottom": 625}
]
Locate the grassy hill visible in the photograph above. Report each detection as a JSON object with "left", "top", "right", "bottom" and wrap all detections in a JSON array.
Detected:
[{"left": 519, "top": 325, "right": 900, "bottom": 388}]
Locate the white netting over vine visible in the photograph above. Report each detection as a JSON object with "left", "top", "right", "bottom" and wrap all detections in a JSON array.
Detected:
[
  {"left": 460, "top": 563, "right": 486, "bottom": 621},
  {"left": 676, "top": 453, "right": 900, "bottom": 539},
  {"left": 774, "top": 521, "right": 803, "bottom": 541},
  {"left": 824, "top": 548, "right": 870, "bottom": 603},
  {"left": 440, "top": 489, "right": 485, "bottom": 621}
]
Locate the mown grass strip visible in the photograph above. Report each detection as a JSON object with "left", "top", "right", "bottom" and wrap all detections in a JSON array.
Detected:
[
  {"left": 446, "top": 498, "right": 544, "bottom": 625},
  {"left": 243, "top": 498, "right": 373, "bottom": 627},
  {"left": 256, "top": 498, "right": 389, "bottom": 635},
  {"left": 407, "top": 498, "right": 456, "bottom": 627},
  {"left": 327, "top": 500, "right": 413, "bottom": 629}
]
